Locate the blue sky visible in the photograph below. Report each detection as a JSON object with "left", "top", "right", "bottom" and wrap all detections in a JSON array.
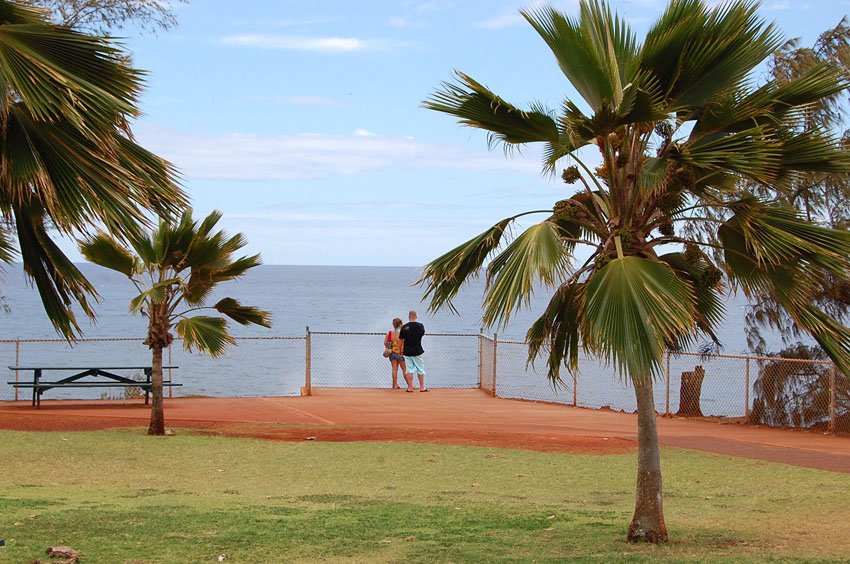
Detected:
[{"left": 67, "top": 0, "right": 850, "bottom": 266}]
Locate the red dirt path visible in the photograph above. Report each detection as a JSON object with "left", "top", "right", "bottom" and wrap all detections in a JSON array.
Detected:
[{"left": 1, "top": 389, "right": 849, "bottom": 472}]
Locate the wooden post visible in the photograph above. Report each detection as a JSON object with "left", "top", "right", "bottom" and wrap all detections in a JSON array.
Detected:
[
  {"left": 744, "top": 358, "right": 750, "bottom": 420},
  {"left": 302, "top": 326, "right": 312, "bottom": 396},
  {"left": 14, "top": 340, "right": 20, "bottom": 402},
  {"left": 664, "top": 350, "right": 670, "bottom": 416},
  {"left": 829, "top": 364, "right": 836, "bottom": 433},
  {"left": 677, "top": 366, "right": 705, "bottom": 417},
  {"left": 492, "top": 333, "right": 498, "bottom": 397}
]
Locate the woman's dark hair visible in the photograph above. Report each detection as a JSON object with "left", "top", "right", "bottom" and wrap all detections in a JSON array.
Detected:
[{"left": 392, "top": 317, "right": 403, "bottom": 328}]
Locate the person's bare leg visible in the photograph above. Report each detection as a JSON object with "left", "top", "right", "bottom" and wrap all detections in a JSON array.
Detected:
[
  {"left": 391, "top": 360, "right": 399, "bottom": 389},
  {"left": 418, "top": 374, "right": 426, "bottom": 391},
  {"left": 404, "top": 371, "right": 414, "bottom": 391}
]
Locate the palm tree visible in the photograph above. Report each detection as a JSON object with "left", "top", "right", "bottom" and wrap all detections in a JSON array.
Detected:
[
  {"left": 80, "top": 210, "right": 271, "bottom": 435},
  {"left": 0, "top": 0, "right": 186, "bottom": 338},
  {"left": 422, "top": 0, "right": 850, "bottom": 543}
]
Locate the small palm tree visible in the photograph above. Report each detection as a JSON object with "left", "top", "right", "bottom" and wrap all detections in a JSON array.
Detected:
[
  {"left": 80, "top": 210, "right": 271, "bottom": 435},
  {"left": 422, "top": 0, "right": 850, "bottom": 542},
  {"left": 0, "top": 0, "right": 186, "bottom": 338}
]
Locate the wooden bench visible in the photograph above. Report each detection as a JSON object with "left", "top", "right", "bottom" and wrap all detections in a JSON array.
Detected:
[{"left": 8, "top": 366, "right": 180, "bottom": 406}]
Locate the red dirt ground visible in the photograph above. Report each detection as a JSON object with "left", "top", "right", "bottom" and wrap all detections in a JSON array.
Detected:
[{"left": 2, "top": 388, "right": 849, "bottom": 472}]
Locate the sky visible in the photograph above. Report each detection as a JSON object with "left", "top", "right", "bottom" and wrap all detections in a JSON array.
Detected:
[{"left": 61, "top": 0, "right": 850, "bottom": 266}]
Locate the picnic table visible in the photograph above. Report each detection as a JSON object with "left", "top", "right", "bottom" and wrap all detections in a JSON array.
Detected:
[{"left": 8, "top": 366, "right": 180, "bottom": 406}]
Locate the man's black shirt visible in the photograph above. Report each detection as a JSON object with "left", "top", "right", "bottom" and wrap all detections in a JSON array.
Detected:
[{"left": 399, "top": 321, "right": 425, "bottom": 356}]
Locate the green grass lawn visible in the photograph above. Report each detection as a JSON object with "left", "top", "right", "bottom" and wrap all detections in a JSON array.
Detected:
[{"left": 0, "top": 429, "right": 848, "bottom": 563}]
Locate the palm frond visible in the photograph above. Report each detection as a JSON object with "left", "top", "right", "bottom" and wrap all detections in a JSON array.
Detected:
[
  {"left": 111, "top": 133, "right": 186, "bottom": 219},
  {"left": 423, "top": 72, "right": 559, "bottom": 147},
  {"left": 175, "top": 315, "right": 235, "bottom": 357},
  {"left": 694, "top": 62, "right": 847, "bottom": 135},
  {"left": 680, "top": 126, "right": 782, "bottom": 183},
  {"left": 483, "top": 219, "right": 571, "bottom": 328},
  {"left": 722, "top": 199, "right": 850, "bottom": 271},
  {"left": 4, "top": 107, "right": 143, "bottom": 232},
  {"left": 778, "top": 130, "right": 850, "bottom": 174},
  {"left": 79, "top": 233, "right": 136, "bottom": 277},
  {"left": 641, "top": 0, "right": 783, "bottom": 110},
  {"left": 14, "top": 200, "right": 96, "bottom": 339},
  {"left": 419, "top": 216, "right": 515, "bottom": 314},
  {"left": 527, "top": 282, "right": 584, "bottom": 384},
  {"left": 0, "top": 10, "right": 140, "bottom": 126},
  {"left": 0, "top": 224, "right": 16, "bottom": 264},
  {"left": 637, "top": 156, "right": 671, "bottom": 197},
  {"left": 583, "top": 256, "right": 696, "bottom": 379},
  {"left": 522, "top": 1, "right": 637, "bottom": 110},
  {"left": 791, "top": 306, "right": 850, "bottom": 374},
  {"left": 128, "top": 279, "right": 179, "bottom": 314},
  {"left": 214, "top": 297, "right": 272, "bottom": 327},
  {"left": 658, "top": 252, "right": 726, "bottom": 343}
]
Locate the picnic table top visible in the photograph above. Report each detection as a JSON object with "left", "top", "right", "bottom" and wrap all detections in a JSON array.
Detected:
[{"left": 9, "top": 366, "right": 178, "bottom": 371}]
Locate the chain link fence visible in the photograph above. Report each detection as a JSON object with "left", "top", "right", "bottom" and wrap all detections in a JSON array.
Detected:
[
  {"left": 0, "top": 336, "right": 307, "bottom": 401},
  {"left": 307, "top": 331, "right": 479, "bottom": 390},
  {"left": 2, "top": 332, "right": 847, "bottom": 432},
  {"left": 491, "top": 342, "right": 848, "bottom": 432}
]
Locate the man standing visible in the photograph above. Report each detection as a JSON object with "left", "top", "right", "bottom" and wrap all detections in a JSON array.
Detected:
[{"left": 399, "top": 310, "right": 427, "bottom": 392}]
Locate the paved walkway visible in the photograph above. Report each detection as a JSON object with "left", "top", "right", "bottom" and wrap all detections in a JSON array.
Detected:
[{"left": 1, "top": 388, "right": 848, "bottom": 472}]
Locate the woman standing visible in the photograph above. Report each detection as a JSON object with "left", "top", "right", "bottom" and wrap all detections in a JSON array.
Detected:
[{"left": 384, "top": 318, "right": 406, "bottom": 389}]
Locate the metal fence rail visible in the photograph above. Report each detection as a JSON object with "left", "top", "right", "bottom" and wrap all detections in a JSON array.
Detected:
[{"left": 2, "top": 332, "right": 847, "bottom": 432}]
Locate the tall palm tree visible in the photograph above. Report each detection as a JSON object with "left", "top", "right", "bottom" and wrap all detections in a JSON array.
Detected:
[
  {"left": 80, "top": 210, "right": 271, "bottom": 435},
  {"left": 422, "top": 0, "right": 850, "bottom": 543},
  {"left": 0, "top": 0, "right": 186, "bottom": 338}
]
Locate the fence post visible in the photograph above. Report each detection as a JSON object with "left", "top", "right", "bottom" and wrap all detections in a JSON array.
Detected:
[
  {"left": 302, "top": 326, "right": 312, "bottom": 396},
  {"left": 168, "top": 343, "right": 173, "bottom": 399},
  {"left": 477, "top": 327, "right": 483, "bottom": 389},
  {"left": 744, "top": 358, "right": 750, "bottom": 420},
  {"left": 14, "top": 339, "right": 20, "bottom": 402},
  {"left": 664, "top": 350, "right": 670, "bottom": 416},
  {"left": 492, "top": 332, "right": 498, "bottom": 397},
  {"left": 829, "top": 364, "right": 836, "bottom": 433}
]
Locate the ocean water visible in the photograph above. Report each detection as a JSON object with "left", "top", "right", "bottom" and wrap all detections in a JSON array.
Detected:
[{"left": 0, "top": 263, "right": 790, "bottom": 406}]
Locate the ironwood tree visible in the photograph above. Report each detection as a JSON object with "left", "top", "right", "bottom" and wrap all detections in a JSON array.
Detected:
[
  {"left": 22, "top": 0, "right": 186, "bottom": 33},
  {"left": 744, "top": 18, "right": 850, "bottom": 353}
]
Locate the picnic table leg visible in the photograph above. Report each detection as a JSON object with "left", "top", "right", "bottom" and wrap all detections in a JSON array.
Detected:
[
  {"left": 33, "top": 369, "right": 41, "bottom": 407},
  {"left": 144, "top": 368, "right": 151, "bottom": 404}
]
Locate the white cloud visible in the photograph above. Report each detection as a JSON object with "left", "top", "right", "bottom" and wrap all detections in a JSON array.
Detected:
[
  {"left": 476, "top": 12, "right": 524, "bottom": 30},
  {"left": 476, "top": 1, "right": 580, "bottom": 30},
  {"left": 415, "top": 1, "right": 453, "bottom": 13},
  {"left": 136, "top": 126, "right": 541, "bottom": 182},
  {"left": 353, "top": 128, "right": 376, "bottom": 137},
  {"left": 763, "top": 0, "right": 811, "bottom": 9},
  {"left": 388, "top": 16, "right": 410, "bottom": 28},
  {"left": 221, "top": 34, "right": 393, "bottom": 53}
]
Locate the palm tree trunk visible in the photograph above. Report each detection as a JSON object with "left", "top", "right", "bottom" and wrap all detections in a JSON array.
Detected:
[
  {"left": 147, "top": 344, "right": 165, "bottom": 436},
  {"left": 627, "top": 376, "right": 668, "bottom": 543}
]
